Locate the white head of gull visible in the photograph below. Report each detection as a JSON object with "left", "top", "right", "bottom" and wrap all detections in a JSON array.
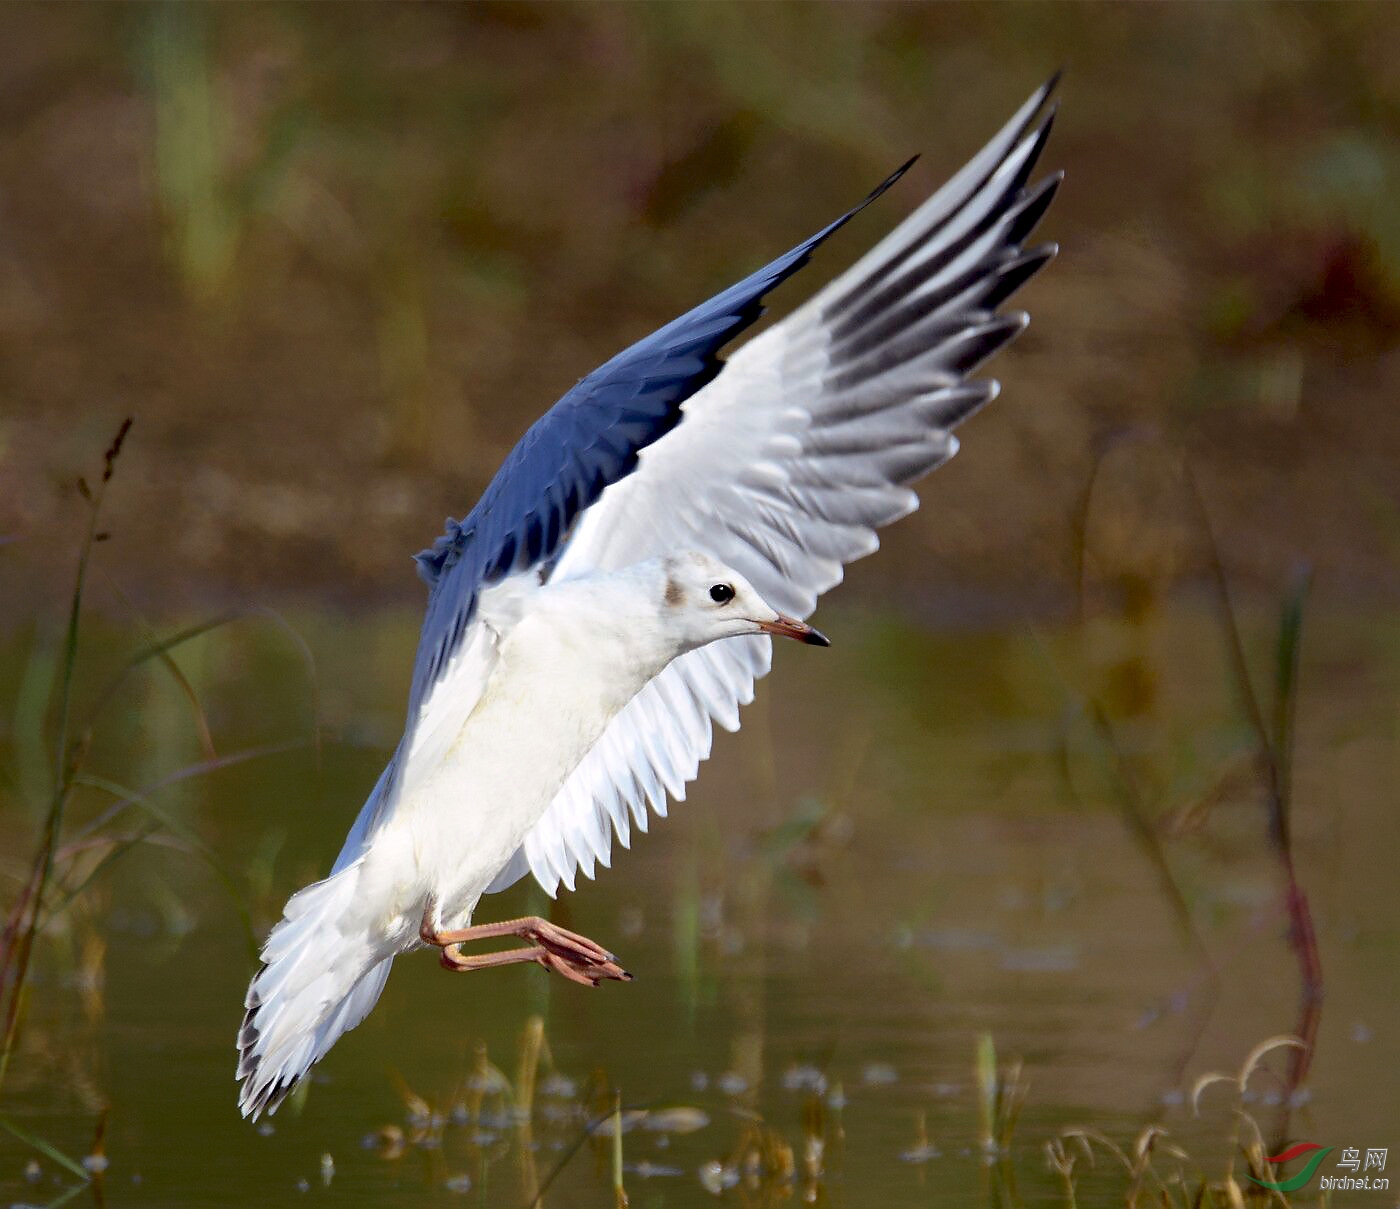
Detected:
[{"left": 237, "top": 77, "right": 1062, "bottom": 1119}]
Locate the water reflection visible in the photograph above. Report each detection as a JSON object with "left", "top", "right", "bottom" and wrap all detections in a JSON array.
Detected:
[{"left": 0, "top": 600, "right": 1397, "bottom": 1206}]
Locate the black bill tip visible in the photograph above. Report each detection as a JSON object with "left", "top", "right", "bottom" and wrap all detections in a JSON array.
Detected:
[{"left": 758, "top": 614, "right": 831, "bottom": 647}]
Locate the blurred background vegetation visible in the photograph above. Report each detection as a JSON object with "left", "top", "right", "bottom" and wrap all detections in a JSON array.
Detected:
[
  {"left": 2, "top": 5, "right": 1400, "bottom": 1205},
  {"left": 3, "top": 2, "right": 1399, "bottom": 618}
]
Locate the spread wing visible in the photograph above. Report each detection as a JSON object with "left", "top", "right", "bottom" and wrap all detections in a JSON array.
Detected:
[
  {"left": 330, "top": 150, "right": 915, "bottom": 872},
  {"left": 491, "top": 78, "right": 1061, "bottom": 896}
]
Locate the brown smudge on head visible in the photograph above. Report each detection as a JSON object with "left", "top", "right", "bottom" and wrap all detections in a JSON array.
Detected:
[{"left": 664, "top": 575, "right": 683, "bottom": 607}]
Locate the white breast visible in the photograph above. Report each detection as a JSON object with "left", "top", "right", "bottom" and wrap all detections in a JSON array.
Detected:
[{"left": 354, "top": 577, "right": 674, "bottom": 947}]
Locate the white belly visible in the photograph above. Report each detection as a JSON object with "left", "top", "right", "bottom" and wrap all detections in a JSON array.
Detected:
[{"left": 353, "top": 597, "right": 666, "bottom": 949}]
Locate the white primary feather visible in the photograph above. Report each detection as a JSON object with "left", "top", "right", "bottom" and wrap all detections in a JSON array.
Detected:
[{"left": 504, "top": 86, "right": 1060, "bottom": 896}]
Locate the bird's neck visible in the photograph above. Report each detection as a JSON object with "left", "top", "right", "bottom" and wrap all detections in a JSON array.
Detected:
[{"left": 523, "top": 573, "right": 682, "bottom": 697}]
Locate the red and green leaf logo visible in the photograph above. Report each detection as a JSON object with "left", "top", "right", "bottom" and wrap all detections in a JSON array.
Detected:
[{"left": 1250, "top": 1142, "right": 1333, "bottom": 1191}]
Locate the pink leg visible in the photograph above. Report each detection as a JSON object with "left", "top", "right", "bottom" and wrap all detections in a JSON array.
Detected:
[{"left": 420, "top": 908, "right": 632, "bottom": 987}]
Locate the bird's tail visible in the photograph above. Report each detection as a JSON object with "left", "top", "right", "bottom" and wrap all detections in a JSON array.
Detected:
[{"left": 236, "top": 862, "right": 394, "bottom": 1119}]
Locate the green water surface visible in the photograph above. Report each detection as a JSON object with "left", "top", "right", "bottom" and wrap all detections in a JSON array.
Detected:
[{"left": 1, "top": 599, "right": 1396, "bottom": 1207}]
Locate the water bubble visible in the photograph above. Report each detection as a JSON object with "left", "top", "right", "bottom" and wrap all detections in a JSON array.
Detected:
[
  {"left": 698, "top": 1160, "right": 739, "bottom": 1195},
  {"left": 861, "top": 1062, "right": 898, "bottom": 1086},
  {"left": 538, "top": 1073, "right": 577, "bottom": 1099},
  {"left": 627, "top": 1161, "right": 684, "bottom": 1178},
  {"left": 782, "top": 1065, "right": 826, "bottom": 1093},
  {"left": 717, "top": 1071, "right": 749, "bottom": 1096},
  {"left": 642, "top": 1107, "right": 710, "bottom": 1135},
  {"left": 617, "top": 906, "right": 645, "bottom": 938},
  {"left": 477, "top": 1108, "right": 515, "bottom": 1130},
  {"left": 539, "top": 1102, "right": 575, "bottom": 1124}
]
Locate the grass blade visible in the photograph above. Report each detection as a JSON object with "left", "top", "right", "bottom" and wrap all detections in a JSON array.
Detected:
[
  {"left": 80, "top": 614, "right": 241, "bottom": 736},
  {"left": 46, "top": 825, "right": 163, "bottom": 923},
  {"left": 71, "top": 772, "right": 258, "bottom": 954},
  {"left": 0, "top": 1113, "right": 90, "bottom": 1181},
  {"left": 66, "top": 738, "right": 305, "bottom": 847},
  {"left": 1271, "top": 566, "right": 1311, "bottom": 852}
]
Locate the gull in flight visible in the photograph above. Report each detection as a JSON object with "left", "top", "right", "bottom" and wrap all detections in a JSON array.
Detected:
[{"left": 237, "top": 78, "right": 1061, "bottom": 1118}]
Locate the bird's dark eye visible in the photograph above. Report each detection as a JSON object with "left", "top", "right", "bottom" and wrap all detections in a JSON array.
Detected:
[{"left": 709, "top": 583, "right": 735, "bottom": 604}]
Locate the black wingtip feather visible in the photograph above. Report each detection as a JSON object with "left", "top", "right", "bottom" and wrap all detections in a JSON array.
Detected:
[
  {"left": 1003, "top": 173, "right": 1062, "bottom": 247},
  {"left": 977, "top": 243, "right": 1058, "bottom": 312},
  {"left": 949, "top": 313, "right": 1030, "bottom": 379}
]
